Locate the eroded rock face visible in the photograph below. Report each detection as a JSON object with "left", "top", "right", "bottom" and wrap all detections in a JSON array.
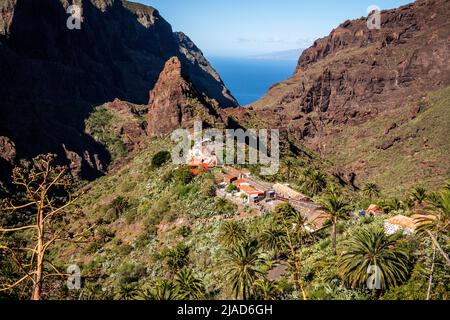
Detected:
[
  {"left": 248, "top": 0, "right": 450, "bottom": 138},
  {"left": 147, "top": 57, "right": 227, "bottom": 137},
  {"left": 106, "top": 98, "right": 148, "bottom": 152}
]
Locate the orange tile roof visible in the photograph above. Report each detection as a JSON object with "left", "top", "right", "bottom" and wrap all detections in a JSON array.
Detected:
[
  {"left": 239, "top": 185, "right": 265, "bottom": 196},
  {"left": 232, "top": 179, "right": 248, "bottom": 186},
  {"left": 385, "top": 215, "right": 416, "bottom": 230}
]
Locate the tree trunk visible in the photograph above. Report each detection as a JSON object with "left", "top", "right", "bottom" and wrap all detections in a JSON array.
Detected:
[
  {"left": 427, "top": 244, "right": 436, "bottom": 300},
  {"left": 31, "top": 208, "right": 44, "bottom": 301},
  {"left": 331, "top": 222, "right": 337, "bottom": 256},
  {"left": 427, "top": 231, "right": 450, "bottom": 267},
  {"left": 292, "top": 260, "right": 307, "bottom": 300}
]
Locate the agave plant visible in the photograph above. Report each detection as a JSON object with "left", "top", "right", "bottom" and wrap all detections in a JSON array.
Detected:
[
  {"left": 174, "top": 268, "right": 205, "bottom": 300},
  {"left": 339, "top": 227, "right": 410, "bottom": 291},
  {"left": 116, "top": 283, "right": 140, "bottom": 300}
]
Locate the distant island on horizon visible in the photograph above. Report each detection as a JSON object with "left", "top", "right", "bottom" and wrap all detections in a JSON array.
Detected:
[{"left": 248, "top": 48, "right": 304, "bottom": 61}]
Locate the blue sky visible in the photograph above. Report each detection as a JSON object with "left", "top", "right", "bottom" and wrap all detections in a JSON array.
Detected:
[{"left": 141, "top": 0, "right": 413, "bottom": 57}]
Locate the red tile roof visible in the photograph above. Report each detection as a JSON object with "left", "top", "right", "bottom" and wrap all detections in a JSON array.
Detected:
[
  {"left": 239, "top": 185, "right": 265, "bottom": 196},
  {"left": 232, "top": 179, "right": 248, "bottom": 186}
]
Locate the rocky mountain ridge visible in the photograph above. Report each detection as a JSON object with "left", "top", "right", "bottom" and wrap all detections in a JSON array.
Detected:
[
  {"left": 231, "top": 0, "right": 450, "bottom": 192},
  {"left": 0, "top": 0, "right": 237, "bottom": 185}
]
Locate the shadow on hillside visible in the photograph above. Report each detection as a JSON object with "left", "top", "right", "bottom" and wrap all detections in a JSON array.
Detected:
[{"left": 0, "top": 0, "right": 176, "bottom": 181}]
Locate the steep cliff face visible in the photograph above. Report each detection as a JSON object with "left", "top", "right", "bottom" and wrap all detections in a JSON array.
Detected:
[
  {"left": 235, "top": 0, "right": 450, "bottom": 192},
  {"left": 147, "top": 56, "right": 227, "bottom": 137},
  {"left": 0, "top": 0, "right": 237, "bottom": 182},
  {"left": 250, "top": 0, "right": 450, "bottom": 125},
  {"left": 175, "top": 32, "right": 238, "bottom": 108}
]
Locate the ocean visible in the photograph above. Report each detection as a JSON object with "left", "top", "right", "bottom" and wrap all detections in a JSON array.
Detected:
[{"left": 209, "top": 57, "right": 298, "bottom": 106}]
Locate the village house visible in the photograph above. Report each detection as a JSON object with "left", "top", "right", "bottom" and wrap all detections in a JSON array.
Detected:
[
  {"left": 273, "top": 183, "right": 309, "bottom": 201},
  {"left": 188, "top": 138, "right": 219, "bottom": 168},
  {"left": 232, "top": 178, "right": 249, "bottom": 188},
  {"left": 223, "top": 166, "right": 251, "bottom": 179},
  {"left": 188, "top": 162, "right": 209, "bottom": 176},
  {"left": 384, "top": 215, "right": 417, "bottom": 235},
  {"left": 223, "top": 174, "right": 237, "bottom": 184},
  {"left": 239, "top": 185, "right": 266, "bottom": 204}
]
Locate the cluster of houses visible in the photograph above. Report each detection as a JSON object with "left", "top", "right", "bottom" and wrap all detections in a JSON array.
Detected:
[
  {"left": 222, "top": 168, "right": 276, "bottom": 204},
  {"left": 184, "top": 139, "right": 427, "bottom": 237},
  {"left": 220, "top": 169, "right": 329, "bottom": 232}
]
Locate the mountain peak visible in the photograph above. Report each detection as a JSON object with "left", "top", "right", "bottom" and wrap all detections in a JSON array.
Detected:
[
  {"left": 147, "top": 56, "right": 226, "bottom": 137},
  {"left": 156, "top": 56, "right": 184, "bottom": 83}
]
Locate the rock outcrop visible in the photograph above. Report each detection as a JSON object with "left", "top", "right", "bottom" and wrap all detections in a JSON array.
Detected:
[
  {"left": 249, "top": 0, "right": 450, "bottom": 136},
  {"left": 147, "top": 57, "right": 227, "bottom": 137},
  {"left": 106, "top": 98, "right": 148, "bottom": 152}
]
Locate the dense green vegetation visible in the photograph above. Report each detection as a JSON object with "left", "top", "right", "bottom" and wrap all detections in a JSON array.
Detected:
[
  {"left": 327, "top": 87, "right": 450, "bottom": 196},
  {"left": 0, "top": 136, "right": 449, "bottom": 300},
  {"left": 84, "top": 106, "right": 128, "bottom": 162}
]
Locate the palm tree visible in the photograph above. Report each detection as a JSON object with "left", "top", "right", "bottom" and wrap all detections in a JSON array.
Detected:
[
  {"left": 362, "top": 182, "right": 381, "bottom": 200},
  {"left": 318, "top": 192, "right": 349, "bottom": 255},
  {"left": 260, "top": 227, "right": 286, "bottom": 259},
  {"left": 414, "top": 189, "right": 450, "bottom": 267},
  {"left": 166, "top": 243, "right": 190, "bottom": 273},
  {"left": 224, "top": 239, "right": 264, "bottom": 300},
  {"left": 410, "top": 187, "right": 427, "bottom": 206},
  {"left": 301, "top": 168, "right": 327, "bottom": 195},
  {"left": 254, "top": 279, "right": 280, "bottom": 300},
  {"left": 273, "top": 203, "right": 311, "bottom": 300},
  {"left": 219, "top": 221, "right": 247, "bottom": 247},
  {"left": 274, "top": 202, "right": 298, "bottom": 220},
  {"left": 174, "top": 268, "right": 205, "bottom": 300},
  {"left": 338, "top": 227, "right": 410, "bottom": 291}
]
